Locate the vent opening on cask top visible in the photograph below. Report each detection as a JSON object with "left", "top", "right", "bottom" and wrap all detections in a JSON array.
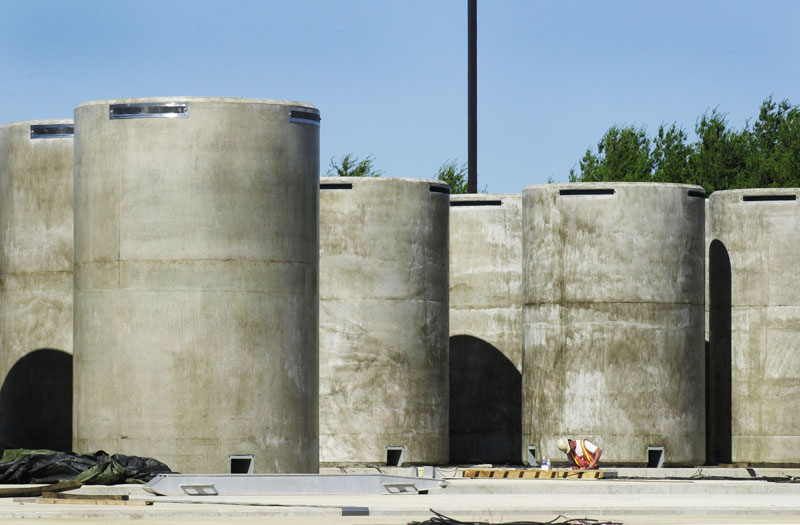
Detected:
[
  {"left": 450, "top": 200, "right": 502, "bottom": 207},
  {"left": 742, "top": 194, "right": 796, "bottom": 202},
  {"left": 559, "top": 188, "right": 615, "bottom": 196},
  {"left": 109, "top": 102, "right": 188, "bottom": 119},
  {"left": 289, "top": 109, "right": 321, "bottom": 125},
  {"left": 30, "top": 124, "right": 74, "bottom": 139},
  {"left": 320, "top": 183, "right": 353, "bottom": 190}
]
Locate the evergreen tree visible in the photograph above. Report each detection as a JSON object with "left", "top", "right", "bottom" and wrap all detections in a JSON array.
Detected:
[
  {"left": 570, "top": 96, "right": 800, "bottom": 192},
  {"left": 436, "top": 160, "right": 468, "bottom": 193},
  {"left": 327, "top": 153, "right": 382, "bottom": 177}
]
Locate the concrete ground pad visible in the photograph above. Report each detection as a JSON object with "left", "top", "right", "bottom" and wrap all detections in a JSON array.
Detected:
[{"left": 1, "top": 469, "right": 800, "bottom": 524}]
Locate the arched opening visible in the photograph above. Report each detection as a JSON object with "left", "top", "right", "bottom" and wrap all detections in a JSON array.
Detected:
[
  {"left": 449, "top": 335, "right": 521, "bottom": 464},
  {"left": 708, "top": 239, "right": 732, "bottom": 464},
  {"left": 0, "top": 349, "right": 72, "bottom": 451}
]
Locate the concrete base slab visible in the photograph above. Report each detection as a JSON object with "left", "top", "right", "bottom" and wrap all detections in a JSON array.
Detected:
[
  {"left": 144, "top": 474, "right": 445, "bottom": 496},
  {"left": 2, "top": 475, "right": 800, "bottom": 523}
]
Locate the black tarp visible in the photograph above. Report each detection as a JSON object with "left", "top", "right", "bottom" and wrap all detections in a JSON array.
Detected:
[{"left": 0, "top": 449, "right": 172, "bottom": 484}]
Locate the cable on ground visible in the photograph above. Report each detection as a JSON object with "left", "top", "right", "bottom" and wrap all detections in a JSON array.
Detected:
[{"left": 408, "top": 509, "right": 623, "bottom": 525}]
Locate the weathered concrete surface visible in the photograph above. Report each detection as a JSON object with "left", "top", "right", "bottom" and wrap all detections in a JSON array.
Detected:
[
  {"left": 73, "top": 98, "right": 319, "bottom": 473},
  {"left": 0, "top": 120, "right": 73, "bottom": 451},
  {"left": 522, "top": 183, "right": 706, "bottom": 465},
  {"left": 709, "top": 189, "right": 800, "bottom": 464},
  {"left": 448, "top": 194, "right": 522, "bottom": 463},
  {"left": 319, "top": 177, "right": 449, "bottom": 465},
  {"left": 449, "top": 194, "right": 522, "bottom": 366}
]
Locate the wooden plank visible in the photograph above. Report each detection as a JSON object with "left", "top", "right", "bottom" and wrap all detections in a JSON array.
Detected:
[
  {"left": 458, "top": 468, "right": 606, "bottom": 479},
  {"left": 14, "top": 497, "right": 152, "bottom": 506},
  {"left": 562, "top": 470, "right": 604, "bottom": 479},
  {"left": 41, "top": 492, "right": 129, "bottom": 500},
  {"left": 0, "top": 480, "right": 82, "bottom": 498}
]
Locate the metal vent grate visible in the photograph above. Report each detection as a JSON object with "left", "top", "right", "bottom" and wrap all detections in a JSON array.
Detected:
[
  {"left": 30, "top": 124, "right": 74, "bottom": 139},
  {"left": 289, "top": 109, "right": 321, "bottom": 125},
  {"left": 110, "top": 102, "right": 188, "bottom": 119}
]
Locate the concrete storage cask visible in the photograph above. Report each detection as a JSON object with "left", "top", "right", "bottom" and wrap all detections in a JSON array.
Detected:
[
  {"left": 319, "top": 177, "right": 449, "bottom": 465},
  {"left": 0, "top": 120, "right": 74, "bottom": 452},
  {"left": 522, "top": 183, "right": 705, "bottom": 466},
  {"left": 73, "top": 98, "right": 319, "bottom": 473},
  {"left": 448, "top": 194, "right": 522, "bottom": 464},
  {"left": 709, "top": 189, "right": 800, "bottom": 465}
]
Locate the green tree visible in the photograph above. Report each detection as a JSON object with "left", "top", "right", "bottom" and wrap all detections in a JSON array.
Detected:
[
  {"left": 436, "top": 160, "right": 489, "bottom": 193},
  {"left": 569, "top": 125, "right": 653, "bottom": 182},
  {"left": 436, "top": 159, "right": 468, "bottom": 193},
  {"left": 746, "top": 96, "right": 800, "bottom": 188},
  {"left": 687, "top": 109, "right": 749, "bottom": 193},
  {"left": 327, "top": 153, "right": 382, "bottom": 177},
  {"left": 570, "top": 96, "right": 800, "bottom": 193},
  {"left": 652, "top": 123, "right": 691, "bottom": 184}
]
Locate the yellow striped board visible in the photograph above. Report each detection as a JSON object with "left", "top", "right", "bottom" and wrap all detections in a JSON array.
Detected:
[{"left": 459, "top": 468, "right": 605, "bottom": 479}]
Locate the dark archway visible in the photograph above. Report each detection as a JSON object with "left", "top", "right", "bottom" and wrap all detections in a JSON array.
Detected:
[
  {"left": 0, "top": 349, "right": 72, "bottom": 451},
  {"left": 449, "top": 335, "right": 521, "bottom": 464},
  {"left": 708, "top": 240, "right": 732, "bottom": 464}
]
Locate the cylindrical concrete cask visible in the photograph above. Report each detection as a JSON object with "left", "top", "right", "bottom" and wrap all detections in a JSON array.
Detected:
[
  {"left": 523, "top": 183, "right": 706, "bottom": 466},
  {"left": 449, "top": 194, "right": 522, "bottom": 463},
  {"left": 709, "top": 189, "right": 800, "bottom": 465},
  {"left": 319, "top": 177, "right": 449, "bottom": 465},
  {"left": 0, "top": 120, "right": 74, "bottom": 451},
  {"left": 74, "top": 98, "right": 319, "bottom": 473}
]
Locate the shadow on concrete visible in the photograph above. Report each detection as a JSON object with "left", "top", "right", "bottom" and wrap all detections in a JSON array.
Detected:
[
  {"left": 449, "top": 335, "right": 521, "bottom": 464},
  {"left": 0, "top": 349, "right": 72, "bottom": 451},
  {"left": 708, "top": 239, "right": 732, "bottom": 464}
]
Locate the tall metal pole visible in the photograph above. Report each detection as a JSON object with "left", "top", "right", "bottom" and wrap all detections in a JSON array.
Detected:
[{"left": 468, "top": 0, "right": 477, "bottom": 193}]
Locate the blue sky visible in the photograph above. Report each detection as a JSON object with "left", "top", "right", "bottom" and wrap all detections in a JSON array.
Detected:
[{"left": 2, "top": 0, "right": 799, "bottom": 193}]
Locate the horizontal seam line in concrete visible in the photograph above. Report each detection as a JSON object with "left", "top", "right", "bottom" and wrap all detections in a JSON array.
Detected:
[
  {"left": 450, "top": 305, "right": 523, "bottom": 310},
  {"left": 320, "top": 297, "right": 446, "bottom": 302},
  {"left": 524, "top": 301, "right": 704, "bottom": 306},
  {"left": 725, "top": 304, "right": 800, "bottom": 308},
  {"left": 319, "top": 433, "right": 446, "bottom": 436},
  {"left": 0, "top": 270, "right": 72, "bottom": 275},
  {"left": 74, "top": 290, "right": 304, "bottom": 294},
  {"left": 76, "top": 258, "right": 315, "bottom": 265}
]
